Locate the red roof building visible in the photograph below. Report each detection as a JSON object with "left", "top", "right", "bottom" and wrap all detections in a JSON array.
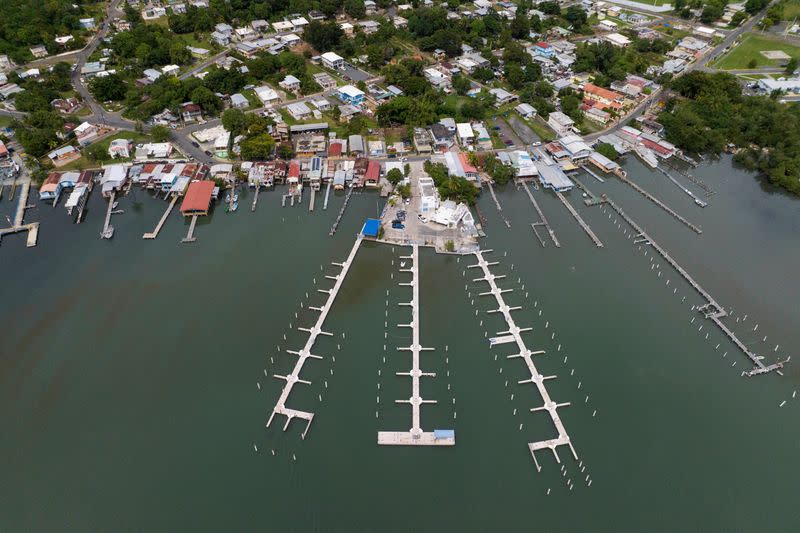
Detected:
[
  {"left": 0, "top": 140, "right": 8, "bottom": 159},
  {"left": 582, "top": 83, "right": 624, "bottom": 110},
  {"left": 288, "top": 161, "right": 300, "bottom": 179},
  {"left": 180, "top": 180, "right": 215, "bottom": 216},
  {"left": 364, "top": 160, "right": 380, "bottom": 186},
  {"left": 328, "top": 142, "right": 343, "bottom": 157}
]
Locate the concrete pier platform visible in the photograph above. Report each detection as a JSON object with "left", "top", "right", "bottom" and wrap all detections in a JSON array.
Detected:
[
  {"left": 267, "top": 235, "right": 364, "bottom": 438},
  {"left": 143, "top": 195, "right": 178, "bottom": 239},
  {"left": 472, "top": 250, "right": 577, "bottom": 470}
]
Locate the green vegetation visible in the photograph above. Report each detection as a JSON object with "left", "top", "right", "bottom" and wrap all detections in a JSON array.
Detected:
[
  {"left": 424, "top": 161, "right": 479, "bottom": 205},
  {"left": 8, "top": 63, "right": 74, "bottom": 112},
  {"left": 12, "top": 111, "right": 66, "bottom": 157},
  {"left": 386, "top": 168, "right": 404, "bottom": 186},
  {"left": 0, "top": 0, "right": 92, "bottom": 62},
  {"left": 83, "top": 131, "right": 152, "bottom": 164},
  {"left": 713, "top": 33, "right": 800, "bottom": 70},
  {"left": 659, "top": 71, "right": 800, "bottom": 195},
  {"left": 481, "top": 154, "right": 515, "bottom": 186},
  {"left": 596, "top": 143, "right": 620, "bottom": 161}
]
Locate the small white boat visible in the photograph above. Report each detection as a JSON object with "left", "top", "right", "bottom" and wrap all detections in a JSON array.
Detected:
[{"left": 400, "top": 261, "right": 406, "bottom": 267}]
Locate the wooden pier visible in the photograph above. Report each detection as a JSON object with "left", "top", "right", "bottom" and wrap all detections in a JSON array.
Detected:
[
  {"left": 378, "top": 244, "right": 452, "bottom": 446},
  {"left": 267, "top": 235, "right": 364, "bottom": 439},
  {"left": 486, "top": 180, "right": 511, "bottom": 229},
  {"left": 470, "top": 250, "right": 577, "bottom": 470},
  {"left": 309, "top": 187, "right": 315, "bottom": 212},
  {"left": 329, "top": 187, "right": 354, "bottom": 236},
  {"left": 619, "top": 175, "right": 702, "bottom": 234},
  {"left": 251, "top": 184, "right": 260, "bottom": 212},
  {"left": 521, "top": 182, "right": 560, "bottom": 248},
  {"left": 605, "top": 197, "right": 785, "bottom": 376},
  {"left": 555, "top": 191, "right": 603, "bottom": 247},
  {"left": 181, "top": 215, "right": 198, "bottom": 243},
  {"left": 0, "top": 179, "right": 39, "bottom": 247},
  {"left": 323, "top": 182, "right": 331, "bottom": 210},
  {"left": 143, "top": 195, "right": 178, "bottom": 239},
  {"left": 100, "top": 191, "right": 115, "bottom": 239},
  {"left": 655, "top": 167, "right": 708, "bottom": 207},
  {"left": 579, "top": 165, "right": 605, "bottom": 183},
  {"left": 572, "top": 177, "right": 606, "bottom": 207}
]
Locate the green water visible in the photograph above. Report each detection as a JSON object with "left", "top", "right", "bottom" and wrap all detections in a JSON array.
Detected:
[{"left": 1, "top": 156, "right": 799, "bottom": 532}]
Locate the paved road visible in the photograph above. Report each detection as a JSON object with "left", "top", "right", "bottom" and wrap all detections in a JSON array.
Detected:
[
  {"left": 179, "top": 49, "right": 230, "bottom": 81},
  {"left": 585, "top": 2, "right": 777, "bottom": 142}
]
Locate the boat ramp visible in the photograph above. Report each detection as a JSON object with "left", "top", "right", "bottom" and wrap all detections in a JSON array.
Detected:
[{"left": 470, "top": 250, "right": 577, "bottom": 470}]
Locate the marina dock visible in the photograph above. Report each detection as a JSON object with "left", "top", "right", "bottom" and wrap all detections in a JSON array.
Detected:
[
  {"left": 323, "top": 182, "right": 331, "bottom": 210},
  {"left": 251, "top": 184, "right": 260, "bottom": 212},
  {"left": 470, "top": 250, "right": 577, "bottom": 470},
  {"left": 619, "top": 175, "right": 702, "bottom": 234},
  {"left": 0, "top": 179, "right": 39, "bottom": 248},
  {"left": 267, "top": 235, "right": 364, "bottom": 438},
  {"left": 329, "top": 187, "right": 353, "bottom": 236},
  {"left": 521, "top": 182, "right": 560, "bottom": 248},
  {"left": 143, "top": 196, "right": 178, "bottom": 239},
  {"left": 655, "top": 167, "right": 708, "bottom": 208},
  {"left": 100, "top": 191, "right": 115, "bottom": 239},
  {"left": 486, "top": 180, "right": 511, "bottom": 229},
  {"left": 378, "top": 244, "right": 453, "bottom": 446},
  {"left": 555, "top": 191, "right": 603, "bottom": 247},
  {"left": 605, "top": 197, "right": 785, "bottom": 376},
  {"left": 181, "top": 215, "right": 198, "bottom": 243}
]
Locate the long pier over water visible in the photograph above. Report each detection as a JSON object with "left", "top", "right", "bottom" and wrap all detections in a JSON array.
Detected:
[
  {"left": 605, "top": 198, "right": 785, "bottom": 376},
  {"left": 378, "top": 244, "right": 452, "bottom": 446},
  {"left": 470, "top": 250, "right": 577, "bottom": 470},
  {"left": 266, "top": 235, "right": 364, "bottom": 438}
]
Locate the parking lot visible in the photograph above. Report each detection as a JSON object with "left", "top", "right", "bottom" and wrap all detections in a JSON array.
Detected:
[{"left": 339, "top": 63, "right": 372, "bottom": 83}]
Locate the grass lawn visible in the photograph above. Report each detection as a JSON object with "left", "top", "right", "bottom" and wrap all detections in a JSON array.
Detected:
[
  {"left": 0, "top": 116, "right": 13, "bottom": 129},
  {"left": 526, "top": 116, "right": 556, "bottom": 142},
  {"left": 714, "top": 33, "right": 800, "bottom": 70},
  {"left": 783, "top": 0, "right": 800, "bottom": 19},
  {"left": 620, "top": 0, "right": 673, "bottom": 5}
]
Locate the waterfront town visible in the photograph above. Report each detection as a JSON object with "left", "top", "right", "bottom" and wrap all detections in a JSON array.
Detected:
[{"left": 1, "top": 0, "right": 799, "bottom": 514}]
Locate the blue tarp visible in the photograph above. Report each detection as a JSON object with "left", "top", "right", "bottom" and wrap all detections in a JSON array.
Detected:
[
  {"left": 362, "top": 218, "right": 381, "bottom": 237},
  {"left": 433, "top": 429, "right": 455, "bottom": 439}
]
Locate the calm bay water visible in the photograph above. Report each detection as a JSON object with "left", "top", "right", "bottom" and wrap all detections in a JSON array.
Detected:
[{"left": 1, "top": 156, "right": 799, "bottom": 531}]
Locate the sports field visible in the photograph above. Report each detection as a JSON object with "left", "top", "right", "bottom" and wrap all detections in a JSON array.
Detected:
[{"left": 714, "top": 33, "right": 800, "bottom": 70}]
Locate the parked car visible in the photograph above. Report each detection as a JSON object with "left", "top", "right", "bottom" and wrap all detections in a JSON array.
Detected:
[{"left": 191, "top": 141, "right": 199, "bottom": 147}]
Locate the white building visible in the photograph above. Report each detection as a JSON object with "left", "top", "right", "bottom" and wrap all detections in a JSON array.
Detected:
[
  {"left": 456, "top": 122, "right": 474, "bottom": 145},
  {"left": 548, "top": 112, "right": 575, "bottom": 137},
  {"left": 255, "top": 86, "right": 279, "bottom": 105},
  {"left": 418, "top": 176, "right": 439, "bottom": 213},
  {"left": 321, "top": 51, "right": 344, "bottom": 70}
]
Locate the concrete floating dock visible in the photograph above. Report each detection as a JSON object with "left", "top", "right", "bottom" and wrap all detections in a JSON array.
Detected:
[
  {"left": 555, "top": 191, "right": 603, "bottom": 247},
  {"left": 267, "top": 235, "right": 364, "bottom": 438},
  {"left": 521, "top": 182, "right": 560, "bottom": 248},
  {"left": 323, "top": 182, "right": 331, "bottom": 210},
  {"left": 143, "top": 195, "right": 178, "bottom": 239},
  {"left": 251, "top": 184, "right": 260, "bottom": 212},
  {"left": 471, "top": 250, "right": 577, "bottom": 470},
  {"left": 605, "top": 197, "right": 786, "bottom": 376},
  {"left": 378, "top": 244, "right": 452, "bottom": 447}
]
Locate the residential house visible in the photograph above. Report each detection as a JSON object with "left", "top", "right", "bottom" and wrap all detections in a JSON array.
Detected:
[
  {"left": 287, "top": 101, "right": 312, "bottom": 120},
  {"left": 338, "top": 85, "right": 365, "bottom": 106},
  {"left": 413, "top": 128, "right": 433, "bottom": 153},
  {"left": 311, "top": 97, "right": 332, "bottom": 111},
  {"left": 515, "top": 103, "right": 537, "bottom": 119},
  {"left": 359, "top": 20, "right": 380, "bottom": 34},
  {"left": 313, "top": 72, "right": 337, "bottom": 89},
  {"left": 181, "top": 102, "right": 203, "bottom": 122},
  {"left": 531, "top": 42, "right": 554, "bottom": 58},
  {"left": 548, "top": 112, "right": 575, "bottom": 136},
  {"left": 30, "top": 46, "right": 48, "bottom": 59},
  {"left": 456, "top": 122, "right": 474, "bottom": 146},
  {"left": 489, "top": 88, "right": 516, "bottom": 107},
  {"left": 340, "top": 22, "right": 354, "bottom": 37},
  {"left": 255, "top": 86, "right": 280, "bottom": 105},
  {"left": 322, "top": 51, "right": 344, "bottom": 70},
  {"left": 582, "top": 83, "right": 624, "bottom": 111},
  {"left": 279, "top": 75, "right": 301, "bottom": 92},
  {"left": 108, "top": 138, "right": 133, "bottom": 159},
  {"left": 47, "top": 146, "right": 81, "bottom": 167},
  {"left": 51, "top": 97, "right": 82, "bottom": 114},
  {"left": 604, "top": 32, "right": 631, "bottom": 47},
  {"left": 100, "top": 164, "right": 129, "bottom": 197},
  {"left": 230, "top": 93, "right": 248, "bottom": 108},
  {"left": 348, "top": 134, "right": 365, "bottom": 155},
  {"left": 74, "top": 122, "right": 99, "bottom": 146}
]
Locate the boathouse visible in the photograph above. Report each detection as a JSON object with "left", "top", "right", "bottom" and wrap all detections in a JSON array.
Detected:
[
  {"left": 180, "top": 180, "right": 215, "bottom": 216},
  {"left": 362, "top": 218, "right": 381, "bottom": 238}
]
